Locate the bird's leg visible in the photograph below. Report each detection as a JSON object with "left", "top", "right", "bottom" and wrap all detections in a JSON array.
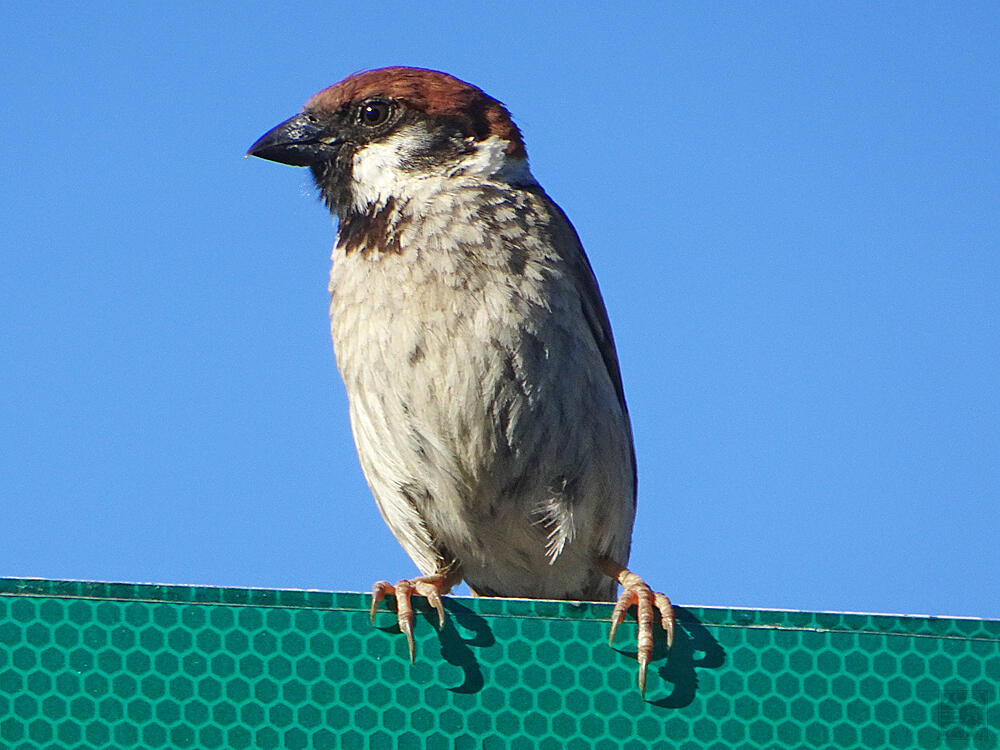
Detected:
[
  {"left": 370, "top": 567, "right": 461, "bottom": 662},
  {"left": 599, "top": 557, "right": 674, "bottom": 695}
]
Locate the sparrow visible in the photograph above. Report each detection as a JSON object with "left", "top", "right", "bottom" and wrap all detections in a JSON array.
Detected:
[{"left": 248, "top": 67, "right": 673, "bottom": 692}]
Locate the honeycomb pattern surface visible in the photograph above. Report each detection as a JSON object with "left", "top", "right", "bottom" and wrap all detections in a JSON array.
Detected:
[{"left": 1, "top": 578, "right": 998, "bottom": 748}]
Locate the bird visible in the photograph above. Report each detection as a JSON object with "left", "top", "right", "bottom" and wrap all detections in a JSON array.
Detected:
[{"left": 247, "top": 66, "right": 673, "bottom": 693}]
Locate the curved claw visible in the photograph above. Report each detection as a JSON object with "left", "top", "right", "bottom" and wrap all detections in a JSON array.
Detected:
[{"left": 370, "top": 580, "right": 393, "bottom": 624}]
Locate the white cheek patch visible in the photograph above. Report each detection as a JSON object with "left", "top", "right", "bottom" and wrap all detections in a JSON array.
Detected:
[
  {"left": 350, "top": 130, "right": 431, "bottom": 210},
  {"left": 350, "top": 130, "right": 537, "bottom": 211}
]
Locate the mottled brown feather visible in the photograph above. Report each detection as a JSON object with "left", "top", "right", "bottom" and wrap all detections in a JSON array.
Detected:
[{"left": 306, "top": 67, "right": 527, "bottom": 159}]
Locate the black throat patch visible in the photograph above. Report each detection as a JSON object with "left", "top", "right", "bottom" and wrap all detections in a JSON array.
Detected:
[{"left": 336, "top": 197, "right": 408, "bottom": 256}]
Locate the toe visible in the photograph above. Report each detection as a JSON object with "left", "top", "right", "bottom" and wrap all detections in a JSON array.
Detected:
[
  {"left": 601, "top": 561, "right": 675, "bottom": 695},
  {"left": 654, "top": 592, "right": 675, "bottom": 649},
  {"left": 368, "top": 571, "right": 458, "bottom": 662}
]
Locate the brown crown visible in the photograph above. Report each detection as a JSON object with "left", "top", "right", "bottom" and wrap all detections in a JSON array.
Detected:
[{"left": 305, "top": 67, "right": 527, "bottom": 160}]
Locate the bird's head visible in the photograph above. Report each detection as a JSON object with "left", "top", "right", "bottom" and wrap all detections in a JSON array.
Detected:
[{"left": 247, "top": 67, "right": 532, "bottom": 217}]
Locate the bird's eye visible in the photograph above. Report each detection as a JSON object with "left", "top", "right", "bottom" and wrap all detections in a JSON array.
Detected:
[{"left": 359, "top": 100, "right": 393, "bottom": 127}]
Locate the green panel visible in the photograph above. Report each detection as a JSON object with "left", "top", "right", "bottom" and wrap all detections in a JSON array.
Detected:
[{"left": 1, "top": 578, "right": 997, "bottom": 748}]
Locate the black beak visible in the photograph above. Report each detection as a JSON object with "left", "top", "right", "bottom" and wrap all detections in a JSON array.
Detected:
[{"left": 246, "top": 113, "right": 337, "bottom": 167}]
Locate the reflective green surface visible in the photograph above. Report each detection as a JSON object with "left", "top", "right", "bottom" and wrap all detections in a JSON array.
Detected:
[{"left": 1, "top": 578, "right": 997, "bottom": 748}]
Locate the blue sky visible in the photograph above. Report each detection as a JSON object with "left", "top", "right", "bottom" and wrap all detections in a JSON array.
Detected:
[{"left": 2, "top": 3, "right": 997, "bottom": 619}]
